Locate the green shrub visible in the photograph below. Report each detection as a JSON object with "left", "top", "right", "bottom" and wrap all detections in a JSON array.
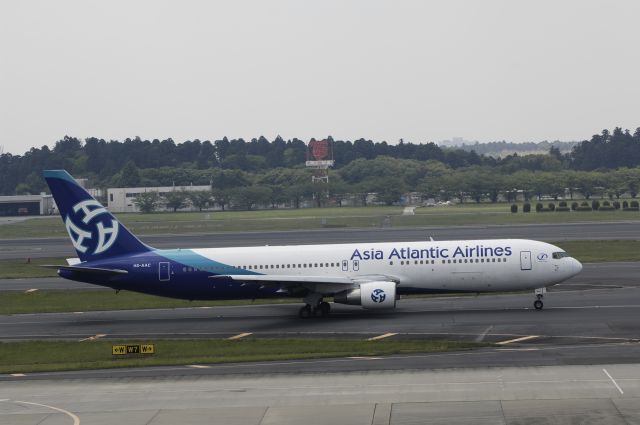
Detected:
[
  {"left": 631, "top": 200, "right": 639, "bottom": 208},
  {"left": 613, "top": 201, "right": 621, "bottom": 209},
  {"left": 548, "top": 203, "right": 555, "bottom": 211},
  {"left": 535, "top": 202, "right": 543, "bottom": 212},
  {"left": 623, "top": 207, "right": 640, "bottom": 212},
  {"left": 576, "top": 206, "right": 593, "bottom": 211},
  {"left": 523, "top": 203, "right": 531, "bottom": 213},
  {"left": 623, "top": 201, "right": 629, "bottom": 208},
  {"left": 510, "top": 204, "right": 518, "bottom": 213},
  {"left": 598, "top": 206, "right": 615, "bottom": 211},
  {"left": 591, "top": 200, "right": 600, "bottom": 210},
  {"left": 556, "top": 207, "right": 571, "bottom": 212},
  {"left": 571, "top": 202, "right": 578, "bottom": 211},
  {"left": 559, "top": 201, "right": 567, "bottom": 207}
]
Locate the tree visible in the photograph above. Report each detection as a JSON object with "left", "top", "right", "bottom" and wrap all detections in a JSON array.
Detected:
[
  {"left": 164, "top": 190, "right": 190, "bottom": 212},
  {"left": 134, "top": 191, "right": 161, "bottom": 213},
  {"left": 114, "top": 160, "right": 141, "bottom": 187},
  {"left": 212, "top": 188, "right": 232, "bottom": 211},
  {"left": 188, "top": 191, "right": 212, "bottom": 211},
  {"left": 232, "top": 186, "right": 272, "bottom": 210}
]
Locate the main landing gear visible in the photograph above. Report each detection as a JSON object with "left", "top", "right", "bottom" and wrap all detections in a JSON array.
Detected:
[
  {"left": 298, "top": 293, "right": 331, "bottom": 318},
  {"left": 533, "top": 287, "right": 546, "bottom": 310}
]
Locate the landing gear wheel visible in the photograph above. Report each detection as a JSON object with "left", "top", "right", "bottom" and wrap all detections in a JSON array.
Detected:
[
  {"left": 298, "top": 305, "right": 312, "bottom": 318},
  {"left": 318, "top": 301, "right": 331, "bottom": 317},
  {"left": 534, "top": 299, "right": 544, "bottom": 310}
]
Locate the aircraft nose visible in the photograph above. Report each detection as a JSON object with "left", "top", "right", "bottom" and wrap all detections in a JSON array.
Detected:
[{"left": 573, "top": 258, "right": 583, "bottom": 275}]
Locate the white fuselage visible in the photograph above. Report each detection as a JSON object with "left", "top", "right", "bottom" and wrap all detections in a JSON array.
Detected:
[{"left": 190, "top": 238, "right": 582, "bottom": 294}]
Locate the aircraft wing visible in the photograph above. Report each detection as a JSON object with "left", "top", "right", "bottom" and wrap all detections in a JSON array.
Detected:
[{"left": 209, "top": 274, "right": 399, "bottom": 295}]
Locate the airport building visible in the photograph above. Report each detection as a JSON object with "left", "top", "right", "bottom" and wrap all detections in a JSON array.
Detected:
[
  {"left": 0, "top": 194, "right": 56, "bottom": 216},
  {"left": 108, "top": 185, "right": 211, "bottom": 213}
]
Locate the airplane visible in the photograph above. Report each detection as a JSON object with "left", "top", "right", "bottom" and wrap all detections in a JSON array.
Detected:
[{"left": 42, "top": 169, "right": 583, "bottom": 317}]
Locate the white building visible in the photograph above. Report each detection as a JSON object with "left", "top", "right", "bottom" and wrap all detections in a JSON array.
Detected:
[
  {"left": 107, "top": 185, "right": 211, "bottom": 213},
  {"left": 0, "top": 194, "right": 56, "bottom": 216}
]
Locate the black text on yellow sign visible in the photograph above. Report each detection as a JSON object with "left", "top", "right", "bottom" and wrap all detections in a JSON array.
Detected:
[{"left": 112, "top": 344, "right": 155, "bottom": 356}]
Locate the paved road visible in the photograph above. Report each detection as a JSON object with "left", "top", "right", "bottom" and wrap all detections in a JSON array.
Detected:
[
  {"left": 2, "top": 279, "right": 639, "bottom": 347},
  {"left": 2, "top": 364, "right": 639, "bottom": 424},
  {"left": 2, "top": 221, "right": 640, "bottom": 259}
]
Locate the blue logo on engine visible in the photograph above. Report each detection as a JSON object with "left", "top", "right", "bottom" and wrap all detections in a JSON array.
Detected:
[{"left": 371, "top": 289, "right": 386, "bottom": 303}]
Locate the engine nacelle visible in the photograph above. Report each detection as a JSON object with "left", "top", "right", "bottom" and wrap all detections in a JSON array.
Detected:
[{"left": 334, "top": 281, "right": 397, "bottom": 309}]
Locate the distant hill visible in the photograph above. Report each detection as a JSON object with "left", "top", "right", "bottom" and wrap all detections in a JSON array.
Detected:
[{"left": 438, "top": 140, "right": 578, "bottom": 158}]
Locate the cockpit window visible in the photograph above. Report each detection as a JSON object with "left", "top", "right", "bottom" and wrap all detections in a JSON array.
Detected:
[{"left": 552, "top": 252, "right": 569, "bottom": 259}]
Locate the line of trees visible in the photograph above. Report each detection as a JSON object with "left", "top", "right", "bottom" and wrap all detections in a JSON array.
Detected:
[{"left": 1, "top": 128, "right": 639, "bottom": 207}]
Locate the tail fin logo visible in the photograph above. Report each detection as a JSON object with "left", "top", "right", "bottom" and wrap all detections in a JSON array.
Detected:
[{"left": 64, "top": 200, "right": 119, "bottom": 255}]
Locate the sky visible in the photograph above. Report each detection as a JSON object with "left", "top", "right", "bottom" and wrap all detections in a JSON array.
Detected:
[{"left": 1, "top": 0, "right": 639, "bottom": 155}]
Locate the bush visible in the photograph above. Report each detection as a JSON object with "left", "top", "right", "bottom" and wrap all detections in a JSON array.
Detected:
[
  {"left": 538, "top": 208, "right": 553, "bottom": 212},
  {"left": 523, "top": 203, "right": 531, "bottom": 213},
  {"left": 535, "top": 202, "right": 543, "bottom": 212},
  {"left": 623, "top": 200, "right": 629, "bottom": 209},
  {"left": 547, "top": 203, "right": 555, "bottom": 211},
  {"left": 613, "top": 201, "right": 620, "bottom": 210},
  {"left": 510, "top": 204, "right": 518, "bottom": 213},
  {"left": 559, "top": 201, "right": 567, "bottom": 207},
  {"left": 571, "top": 202, "right": 578, "bottom": 211},
  {"left": 602, "top": 200, "right": 611, "bottom": 207},
  {"left": 623, "top": 207, "right": 640, "bottom": 212},
  {"left": 631, "top": 200, "right": 639, "bottom": 208},
  {"left": 599, "top": 205, "right": 615, "bottom": 211},
  {"left": 576, "top": 206, "right": 593, "bottom": 211},
  {"left": 591, "top": 200, "right": 600, "bottom": 210},
  {"left": 556, "top": 207, "right": 571, "bottom": 212},
  {"left": 581, "top": 201, "right": 589, "bottom": 206}
]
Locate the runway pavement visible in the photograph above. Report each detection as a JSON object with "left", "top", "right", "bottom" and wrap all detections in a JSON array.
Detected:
[
  {"left": 2, "top": 220, "right": 640, "bottom": 259},
  {"left": 2, "top": 364, "right": 640, "bottom": 424}
]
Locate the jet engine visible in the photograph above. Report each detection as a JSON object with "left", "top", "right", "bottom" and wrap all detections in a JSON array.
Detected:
[{"left": 334, "top": 281, "right": 397, "bottom": 309}]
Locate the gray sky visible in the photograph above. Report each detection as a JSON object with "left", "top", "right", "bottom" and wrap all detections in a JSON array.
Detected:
[{"left": 1, "top": 0, "right": 639, "bottom": 154}]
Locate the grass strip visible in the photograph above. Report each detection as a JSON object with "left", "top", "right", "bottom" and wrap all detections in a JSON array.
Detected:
[
  {"left": 0, "top": 339, "right": 481, "bottom": 374},
  {"left": 1, "top": 204, "right": 639, "bottom": 239},
  {"left": 0, "top": 257, "right": 64, "bottom": 279},
  {"left": 554, "top": 240, "right": 640, "bottom": 263}
]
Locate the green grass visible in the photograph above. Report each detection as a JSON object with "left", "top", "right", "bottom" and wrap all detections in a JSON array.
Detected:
[
  {"left": 0, "top": 290, "right": 297, "bottom": 315},
  {"left": 1, "top": 204, "right": 639, "bottom": 239},
  {"left": 0, "top": 339, "right": 481, "bottom": 374},
  {"left": 554, "top": 240, "right": 640, "bottom": 263},
  {"left": 0, "top": 257, "right": 63, "bottom": 279}
]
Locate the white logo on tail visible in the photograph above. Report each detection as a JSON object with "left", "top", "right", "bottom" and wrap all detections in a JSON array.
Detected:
[{"left": 65, "top": 200, "right": 119, "bottom": 254}]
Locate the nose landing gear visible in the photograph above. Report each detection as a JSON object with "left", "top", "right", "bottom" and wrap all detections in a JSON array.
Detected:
[{"left": 533, "top": 287, "right": 546, "bottom": 310}]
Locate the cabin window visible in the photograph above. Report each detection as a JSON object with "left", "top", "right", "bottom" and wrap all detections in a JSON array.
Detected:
[{"left": 389, "top": 261, "right": 394, "bottom": 265}]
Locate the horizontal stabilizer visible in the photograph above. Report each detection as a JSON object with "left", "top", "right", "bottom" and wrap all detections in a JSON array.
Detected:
[{"left": 40, "top": 265, "right": 128, "bottom": 275}]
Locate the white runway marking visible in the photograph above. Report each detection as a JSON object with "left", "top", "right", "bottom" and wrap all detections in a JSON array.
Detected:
[
  {"left": 188, "top": 365, "right": 211, "bottom": 369},
  {"left": 24, "top": 288, "right": 38, "bottom": 293},
  {"left": 15, "top": 400, "right": 80, "bottom": 425},
  {"left": 475, "top": 325, "right": 493, "bottom": 342},
  {"left": 227, "top": 332, "right": 252, "bottom": 340},
  {"left": 603, "top": 368, "right": 624, "bottom": 394},
  {"left": 10, "top": 373, "right": 25, "bottom": 377},
  {"left": 368, "top": 333, "right": 397, "bottom": 341},
  {"left": 496, "top": 335, "right": 539, "bottom": 345},
  {"left": 79, "top": 333, "right": 106, "bottom": 342},
  {"left": 348, "top": 356, "right": 383, "bottom": 360}
]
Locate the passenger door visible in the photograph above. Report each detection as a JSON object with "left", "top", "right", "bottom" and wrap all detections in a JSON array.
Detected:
[{"left": 520, "top": 251, "right": 532, "bottom": 271}]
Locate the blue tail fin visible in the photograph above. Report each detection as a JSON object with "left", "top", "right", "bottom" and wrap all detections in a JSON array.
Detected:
[{"left": 43, "top": 170, "right": 151, "bottom": 262}]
